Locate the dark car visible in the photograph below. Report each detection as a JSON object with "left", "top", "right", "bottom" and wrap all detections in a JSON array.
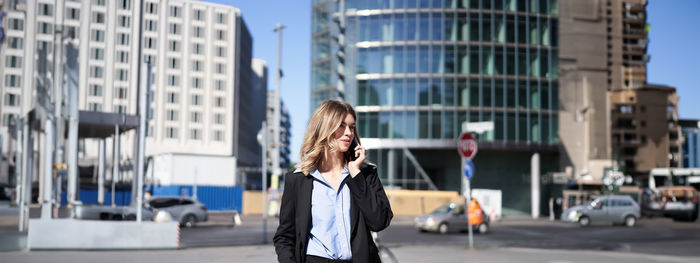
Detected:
[{"left": 148, "top": 196, "right": 208, "bottom": 227}]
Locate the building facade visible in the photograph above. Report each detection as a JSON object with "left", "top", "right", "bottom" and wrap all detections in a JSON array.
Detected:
[
  {"left": 0, "top": 0, "right": 261, "bottom": 186},
  {"left": 312, "top": 0, "right": 560, "bottom": 214},
  {"left": 680, "top": 119, "right": 700, "bottom": 168}
]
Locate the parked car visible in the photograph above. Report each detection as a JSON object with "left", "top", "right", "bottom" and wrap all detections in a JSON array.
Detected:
[
  {"left": 658, "top": 186, "right": 699, "bottom": 222},
  {"left": 414, "top": 201, "right": 489, "bottom": 234},
  {"left": 561, "top": 195, "right": 640, "bottom": 227},
  {"left": 148, "top": 196, "right": 208, "bottom": 228}
]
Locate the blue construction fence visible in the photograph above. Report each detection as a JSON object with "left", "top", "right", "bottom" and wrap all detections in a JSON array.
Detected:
[{"left": 60, "top": 185, "right": 243, "bottom": 212}]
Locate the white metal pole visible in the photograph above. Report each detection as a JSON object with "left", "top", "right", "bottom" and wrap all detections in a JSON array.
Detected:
[
  {"left": 41, "top": 119, "right": 54, "bottom": 220},
  {"left": 112, "top": 125, "right": 120, "bottom": 207},
  {"left": 98, "top": 140, "right": 105, "bottom": 204},
  {"left": 136, "top": 63, "right": 151, "bottom": 222}
]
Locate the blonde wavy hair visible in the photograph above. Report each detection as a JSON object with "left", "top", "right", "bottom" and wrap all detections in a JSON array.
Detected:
[{"left": 296, "top": 100, "right": 361, "bottom": 175}]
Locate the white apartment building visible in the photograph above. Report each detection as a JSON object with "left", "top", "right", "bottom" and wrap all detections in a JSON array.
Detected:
[{"left": 0, "top": 0, "right": 261, "bottom": 183}]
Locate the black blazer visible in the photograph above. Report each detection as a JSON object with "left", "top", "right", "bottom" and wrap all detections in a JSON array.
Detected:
[{"left": 273, "top": 164, "right": 393, "bottom": 263}]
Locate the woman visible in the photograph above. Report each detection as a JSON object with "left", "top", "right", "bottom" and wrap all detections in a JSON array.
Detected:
[{"left": 273, "top": 100, "right": 393, "bottom": 263}]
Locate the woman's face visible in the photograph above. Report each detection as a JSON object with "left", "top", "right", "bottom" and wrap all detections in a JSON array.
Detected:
[{"left": 334, "top": 113, "right": 356, "bottom": 153}]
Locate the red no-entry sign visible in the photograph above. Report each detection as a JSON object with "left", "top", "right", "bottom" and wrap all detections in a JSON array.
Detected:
[{"left": 458, "top": 132, "right": 478, "bottom": 160}]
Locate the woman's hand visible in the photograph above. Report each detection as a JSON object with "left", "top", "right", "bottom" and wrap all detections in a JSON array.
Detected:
[{"left": 348, "top": 144, "right": 365, "bottom": 178}]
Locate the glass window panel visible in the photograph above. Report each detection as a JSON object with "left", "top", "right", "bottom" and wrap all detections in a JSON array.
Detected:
[
  {"left": 406, "top": 81, "right": 417, "bottom": 105},
  {"left": 431, "top": 111, "right": 442, "bottom": 139},
  {"left": 419, "top": 14, "right": 430, "bottom": 41},
  {"left": 443, "top": 111, "right": 455, "bottom": 139},
  {"left": 458, "top": 79, "right": 468, "bottom": 107},
  {"left": 394, "top": 46, "right": 405, "bottom": 74},
  {"left": 431, "top": 81, "right": 442, "bottom": 106},
  {"left": 407, "top": 14, "right": 418, "bottom": 41},
  {"left": 394, "top": 13, "right": 406, "bottom": 41},
  {"left": 432, "top": 14, "right": 443, "bottom": 41},
  {"left": 392, "top": 111, "right": 405, "bottom": 138},
  {"left": 445, "top": 80, "right": 455, "bottom": 106},
  {"left": 406, "top": 111, "right": 417, "bottom": 138},
  {"left": 419, "top": 111, "right": 429, "bottom": 138},
  {"left": 419, "top": 78, "right": 429, "bottom": 105},
  {"left": 419, "top": 46, "right": 430, "bottom": 73},
  {"left": 380, "top": 111, "right": 391, "bottom": 138}
]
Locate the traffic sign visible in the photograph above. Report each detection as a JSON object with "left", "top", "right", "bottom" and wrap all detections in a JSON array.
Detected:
[
  {"left": 458, "top": 132, "right": 478, "bottom": 159},
  {"left": 463, "top": 160, "right": 474, "bottom": 180}
]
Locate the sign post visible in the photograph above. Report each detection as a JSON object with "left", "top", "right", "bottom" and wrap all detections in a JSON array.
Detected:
[{"left": 458, "top": 132, "right": 478, "bottom": 249}]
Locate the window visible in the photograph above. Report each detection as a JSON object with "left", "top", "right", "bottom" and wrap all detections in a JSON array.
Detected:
[
  {"left": 193, "top": 43, "right": 203, "bottom": 54},
  {"left": 145, "top": 20, "right": 157, "bottom": 31},
  {"left": 216, "top": 30, "right": 226, "bottom": 40},
  {"left": 5, "top": 75, "right": 21, "bottom": 88},
  {"left": 8, "top": 37, "right": 23, "bottom": 49},
  {"left": 167, "top": 127, "right": 178, "bottom": 138},
  {"left": 192, "top": 77, "right": 202, "bottom": 88},
  {"left": 217, "top": 13, "right": 227, "bottom": 24},
  {"left": 117, "top": 33, "right": 130, "bottom": 45},
  {"left": 216, "top": 47, "right": 226, "bottom": 57},
  {"left": 191, "top": 112, "right": 201, "bottom": 123},
  {"left": 168, "top": 40, "right": 180, "bottom": 52},
  {"left": 166, "top": 110, "right": 178, "bottom": 121},
  {"left": 190, "top": 129, "right": 201, "bottom": 140},
  {"left": 91, "top": 29, "right": 105, "bottom": 42},
  {"left": 115, "top": 87, "right": 128, "bottom": 99},
  {"left": 90, "top": 66, "right": 103, "bottom": 78},
  {"left": 39, "top": 3, "right": 54, "bottom": 16},
  {"left": 213, "top": 130, "right": 223, "bottom": 141},
  {"left": 8, "top": 19, "right": 23, "bottom": 30},
  {"left": 214, "top": 113, "right": 224, "bottom": 124},
  {"left": 169, "top": 23, "right": 180, "bottom": 35},
  {"left": 89, "top": 103, "right": 102, "bottom": 111},
  {"left": 38, "top": 22, "right": 53, "bottom": 34},
  {"left": 168, "top": 57, "right": 179, "bottom": 69},
  {"left": 145, "top": 37, "right": 156, "bottom": 49},
  {"left": 116, "top": 51, "right": 129, "bottom": 63},
  {"left": 118, "top": 15, "right": 131, "bottom": 28},
  {"left": 216, "top": 63, "right": 225, "bottom": 74},
  {"left": 146, "top": 2, "right": 158, "bottom": 14},
  {"left": 193, "top": 26, "right": 203, "bottom": 38},
  {"left": 5, "top": 56, "right": 22, "bottom": 68},
  {"left": 169, "top": 5, "right": 181, "bottom": 17},
  {"left": 116, "top": 69, "right": 128, "bottom": 81},
  {"left": 215, "top": 80, "right": 225, "bottom": 90},
  {"left": 3, "top": 94, "right": 20, "bottom": 107},
  {"left": 67, "top": 8, "right": 80, "bottom": 20},
  {"left": 167, "top": 92, "right": 178, "bottom": 103},
  {"left": 168, "top": 75, "right": 179, "bottom": 86},
  {"left": 89, "top": 84, "right": 102, "bottom": 96},
  {"left": 118, "top": 0, "right": 131, "bottom": 10},
  {"left": 214, "top": 96, "right": 225, "bottom": 107},
  {"left": 192, "top": 60, "right": 202, "bottom": 72},
  {"left": 193, "top": 9, "right": 205, "bottom": 21},
  {"left": 191, "top": 95, "right": 201, "bottom": 106},
  {"left": 92, "top": 12, "right": 105, "bottom": 24}
]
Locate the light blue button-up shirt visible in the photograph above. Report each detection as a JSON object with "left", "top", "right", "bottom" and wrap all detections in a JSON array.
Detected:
[{"left": 306, "top": 167, "right": 352, "bottom": 260}]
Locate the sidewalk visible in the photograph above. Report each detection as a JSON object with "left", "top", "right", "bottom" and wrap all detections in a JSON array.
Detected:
[{"left": 1, "top": 244, "right": 697, "bottom": 263}]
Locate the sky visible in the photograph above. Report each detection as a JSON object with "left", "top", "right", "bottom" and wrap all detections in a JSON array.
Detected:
[{"left": 207, "top": 0, "right": 700, "bottom": 163}]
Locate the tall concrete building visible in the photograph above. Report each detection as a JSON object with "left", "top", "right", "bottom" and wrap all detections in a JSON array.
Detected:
[
  {"left": 312, "top": 0, "right": 561, "bottom": 213},
  {"left": 0, "top": 0, "right": 262, "bottom": 186},
  {"left": 558, "top": 0, "right": 649, "bottom": 182}
]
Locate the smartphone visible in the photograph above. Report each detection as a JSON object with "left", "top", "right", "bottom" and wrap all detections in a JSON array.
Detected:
[{"left": 349, "top": 137, "right": 359, "bottom": 161}]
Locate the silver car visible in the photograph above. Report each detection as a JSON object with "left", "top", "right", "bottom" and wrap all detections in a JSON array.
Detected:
[
  {"left": 148, "top": 196, "right": 209, "bottom": 228},
  {"left": 414, "top": 203, "right": 489, "bottom": 234},
  {"left": 562, "top": 195, "right": 640, "bottom": 227}
]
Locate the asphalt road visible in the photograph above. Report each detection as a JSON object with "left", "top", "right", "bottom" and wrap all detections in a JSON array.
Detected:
[{"left": 180, "top": 216, "right": 700, "bottom": 258}]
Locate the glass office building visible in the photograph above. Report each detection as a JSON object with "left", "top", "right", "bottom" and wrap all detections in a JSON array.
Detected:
[{"left": 312, "top": 0, "right": 561, "bottom": 213}]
